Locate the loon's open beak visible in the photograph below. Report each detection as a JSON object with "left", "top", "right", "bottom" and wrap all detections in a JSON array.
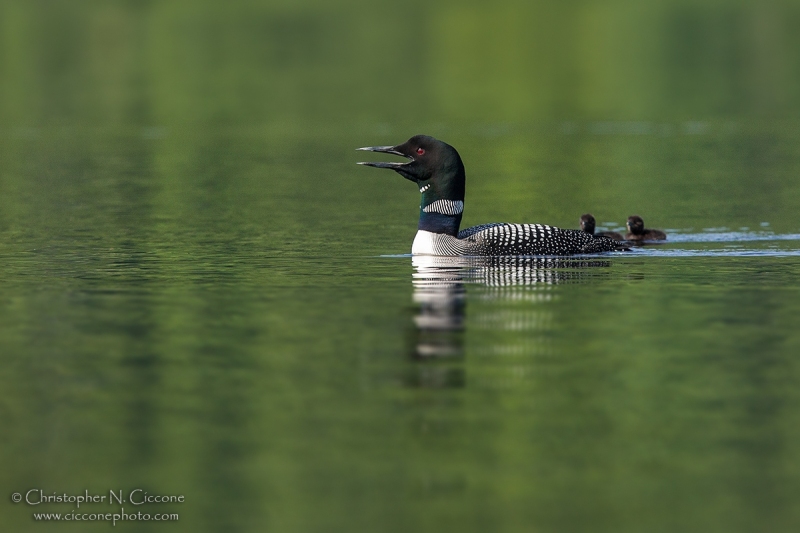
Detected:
[{"left": 356, "top": 145, "right": 412, "bottom": 169}]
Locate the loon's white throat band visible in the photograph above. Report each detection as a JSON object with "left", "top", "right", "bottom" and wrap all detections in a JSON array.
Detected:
[{"left": 422, "top": 199, "right": 464, "bottom": 216}]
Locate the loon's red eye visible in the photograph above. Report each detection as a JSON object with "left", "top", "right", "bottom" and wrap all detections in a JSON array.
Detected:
[{"left": 416, "top": 147, "right": 425, "bottom": 155}]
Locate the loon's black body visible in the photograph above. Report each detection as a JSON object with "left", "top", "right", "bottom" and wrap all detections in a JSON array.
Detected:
[{"left": 357, "top": 135, "right": 628, "bottom": 256}]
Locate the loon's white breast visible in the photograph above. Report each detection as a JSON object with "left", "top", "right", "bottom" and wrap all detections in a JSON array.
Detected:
[{"left": 411, "top": 230, "right": 439, "bottom": 255}]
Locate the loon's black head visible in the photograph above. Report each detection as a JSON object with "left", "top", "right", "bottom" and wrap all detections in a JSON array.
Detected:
[
  {"left": 580, "top": 213, "right": 596, "bottom": 235},
  {"left": 357, "top": 135, "right": 465, "bottom": 197},
  {"left": 627, "top": 215, "right": 645, "bottom": 235},
  {"left": 357, "top": 135, "right": 466, "bottom": 237}
]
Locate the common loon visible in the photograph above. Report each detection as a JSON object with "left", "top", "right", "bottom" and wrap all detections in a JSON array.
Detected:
[
  {"left": 357, "top": 135, "right": 628, "bottom": 256},
  {"left": 625, "top": 215, "right": 667, "bottom": 241},
  {"left": 580, "top": 213, "right": 624, "bottom": 241}
]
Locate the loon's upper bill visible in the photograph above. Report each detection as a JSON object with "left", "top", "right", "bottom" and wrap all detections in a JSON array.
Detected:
[{"left": 357, "top": 134, "right": 629, "bottom": 257}]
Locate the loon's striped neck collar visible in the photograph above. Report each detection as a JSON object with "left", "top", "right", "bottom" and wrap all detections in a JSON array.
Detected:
[{"left": 419, "top": 195, "right": 464, "bottom": 236}]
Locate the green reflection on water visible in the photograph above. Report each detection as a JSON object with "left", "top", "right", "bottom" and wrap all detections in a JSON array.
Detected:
[{"left": 2, "top": 1, "right": 800, "bottom": 532}]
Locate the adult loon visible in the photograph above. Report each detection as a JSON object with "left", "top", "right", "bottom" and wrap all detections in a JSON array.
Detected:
[
  {"left": 580, "top": 213, "right": 624, "bottom": 241},
  {"left": 357, "top": 135, "right": 628, "bottom": 256},
  {"left": 625, "top": 215, "right": 667, "bottom": 241}
]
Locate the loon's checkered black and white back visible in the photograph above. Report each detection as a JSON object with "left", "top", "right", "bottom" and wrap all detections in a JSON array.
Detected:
[
  {"left": 410, "top": 223, "right": 624, "bottom": 256},
  {"left": 358, "top": 135, "right": 629, "bottom": 257},
  {"left": 457, "top": 223, "right": 623, "bottom": 255}
]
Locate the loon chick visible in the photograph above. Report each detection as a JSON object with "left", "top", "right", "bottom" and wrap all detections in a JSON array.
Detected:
[
  {"left": 580, "top": 213, "right": 624, "bottom": 241},
  {"left": 357, "top": 135, "right": 627, "bottom": 256},
  {"left": 625, "top": 215, "right": 667, "bottom": 241}
]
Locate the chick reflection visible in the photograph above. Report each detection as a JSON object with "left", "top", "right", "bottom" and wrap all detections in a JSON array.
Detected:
[{"left": 407, "top": 255, "right": 612, "bottom": 388}]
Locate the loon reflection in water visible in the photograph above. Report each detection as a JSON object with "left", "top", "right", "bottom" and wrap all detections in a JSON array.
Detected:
[{"left": 406, "top": 256, "right": 613, "bottom": 387}]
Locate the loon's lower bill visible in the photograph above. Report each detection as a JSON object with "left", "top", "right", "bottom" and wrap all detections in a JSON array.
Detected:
[{"left": 357, "top": 135, "right": 628, "bottom": 256}]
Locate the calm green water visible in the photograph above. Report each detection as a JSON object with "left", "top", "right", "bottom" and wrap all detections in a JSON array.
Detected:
[{"left": 3, "top": 1, "right": 800, "bottom": 532}]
